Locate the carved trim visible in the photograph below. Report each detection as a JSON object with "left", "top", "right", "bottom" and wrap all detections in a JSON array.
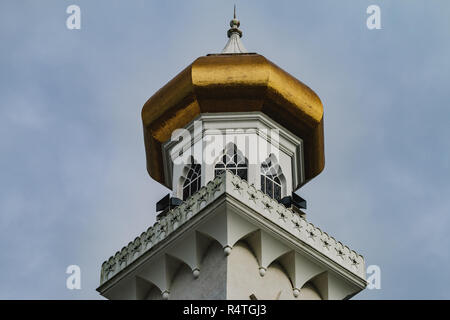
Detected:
[{"left": 100, "top": 171, "right": 365, "bottom": 286}]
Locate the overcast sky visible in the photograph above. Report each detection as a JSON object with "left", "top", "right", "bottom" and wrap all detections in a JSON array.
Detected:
[{"left": 1, "top": 0, "right": 449, "bottom": 299}]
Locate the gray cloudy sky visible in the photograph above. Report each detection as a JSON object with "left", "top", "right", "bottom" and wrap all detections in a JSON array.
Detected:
[{"left": 0, "top": 0, "right": 449, "bottom": 299}]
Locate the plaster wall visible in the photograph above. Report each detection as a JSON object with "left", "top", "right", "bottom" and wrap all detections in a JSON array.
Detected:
[{"left": 165, "top": 112, "right": 304, "bottom": 198}]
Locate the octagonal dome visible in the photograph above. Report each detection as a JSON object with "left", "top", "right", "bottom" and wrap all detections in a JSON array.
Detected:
[{"left": 141, "top": 53, "right": 324, "bottom": 188}]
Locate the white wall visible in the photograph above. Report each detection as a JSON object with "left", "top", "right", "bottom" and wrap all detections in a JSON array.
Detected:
[
  {"left": 166, "top": 240, "right": 227, "bottom": 300},
  {"left": 227, "top": 241, "right": 322, "bottom": 300},
  {"left": 139, "top": 240, "right": 321, "bottom": 300},
  {"left": 163, "top": 112, "right": 304, "bottom": 200}
]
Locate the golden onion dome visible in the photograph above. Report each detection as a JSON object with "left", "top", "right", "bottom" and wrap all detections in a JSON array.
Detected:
[{"left": 141, "top": 53, "right": 325, "bottom": 188}]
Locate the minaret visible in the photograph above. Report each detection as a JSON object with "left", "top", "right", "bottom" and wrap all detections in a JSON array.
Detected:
[{"left": 97, "top": 10, "right": 366, "bottom": 300}]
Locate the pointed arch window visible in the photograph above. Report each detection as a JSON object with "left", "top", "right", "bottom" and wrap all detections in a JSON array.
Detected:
[
  {"left": 214, "top": 143, "right": 248, "bottom": 181},
  {"left": 182, "top": 162, "right": 201, "bottom": 201},
  {"left": 261, "top": 157, "right": 283, "bottom": 201}
]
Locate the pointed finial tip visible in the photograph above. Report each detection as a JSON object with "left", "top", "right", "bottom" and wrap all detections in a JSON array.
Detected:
[
  {"left": 229, "top": 4, "right": 240, "bottom": 30},
  {"left": 221, "top": 4, "right": 248, "bottom": 53}
]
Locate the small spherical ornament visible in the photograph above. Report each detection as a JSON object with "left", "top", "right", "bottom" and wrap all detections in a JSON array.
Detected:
[
  {"left": 230, "top": 19, "right": 240, "bottom": 28},
  {"left": 293, "top": 288, "right": 300, "bottom": 297},
  {"left": 193, "top": 268, "right": 200, "bottom": 279},
  {"left": 259, "top": 267, "right": 266, "bottom": 277},
  {"left": 223, "top": 246, "right": 232, "bottom": 256},
  {"left": 162, "top": 290, "right": 170, "bottom": 300}
]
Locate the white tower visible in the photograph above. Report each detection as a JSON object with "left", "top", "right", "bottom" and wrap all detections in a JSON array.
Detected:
[{"left": 97, "top": 12, "right": 366, "bottom": 300}]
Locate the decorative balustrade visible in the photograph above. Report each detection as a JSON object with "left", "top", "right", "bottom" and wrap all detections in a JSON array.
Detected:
[{"left": 100, "top": 171, "right": 365, "bottom": 284}]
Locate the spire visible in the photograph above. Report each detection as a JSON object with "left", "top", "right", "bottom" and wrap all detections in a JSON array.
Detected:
[{"left": 221, "top": 5, "right": 248, "bottom": 54}]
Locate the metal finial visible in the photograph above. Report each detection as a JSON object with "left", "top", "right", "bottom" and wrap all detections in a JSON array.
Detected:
[
  {"left": 228, "top": 5, "right": 242, "bottom": 38},
  {"left": 221, "top": 5, "right": 247, "bottom": 53}
]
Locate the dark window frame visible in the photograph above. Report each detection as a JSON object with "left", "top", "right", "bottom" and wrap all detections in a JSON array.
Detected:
[
  {"left": 182, "top": 163, "right": 201, "bottom": 200},
  {"left": 214, "top": 144, "right": 248, "bottom": 181},
  {"left": 260, "top": 159, "right": 283, "bottom": 201}
]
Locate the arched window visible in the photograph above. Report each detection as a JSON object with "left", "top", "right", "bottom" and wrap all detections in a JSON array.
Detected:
[
  {"left": 261, "top": 156, "right": 283, "bottom": 201},
  {"left": 214, "top": 143, "right": 248, "bottom": 181},
  {"left": 182, "top": 162, "right": 201, "bottom": 201}
]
